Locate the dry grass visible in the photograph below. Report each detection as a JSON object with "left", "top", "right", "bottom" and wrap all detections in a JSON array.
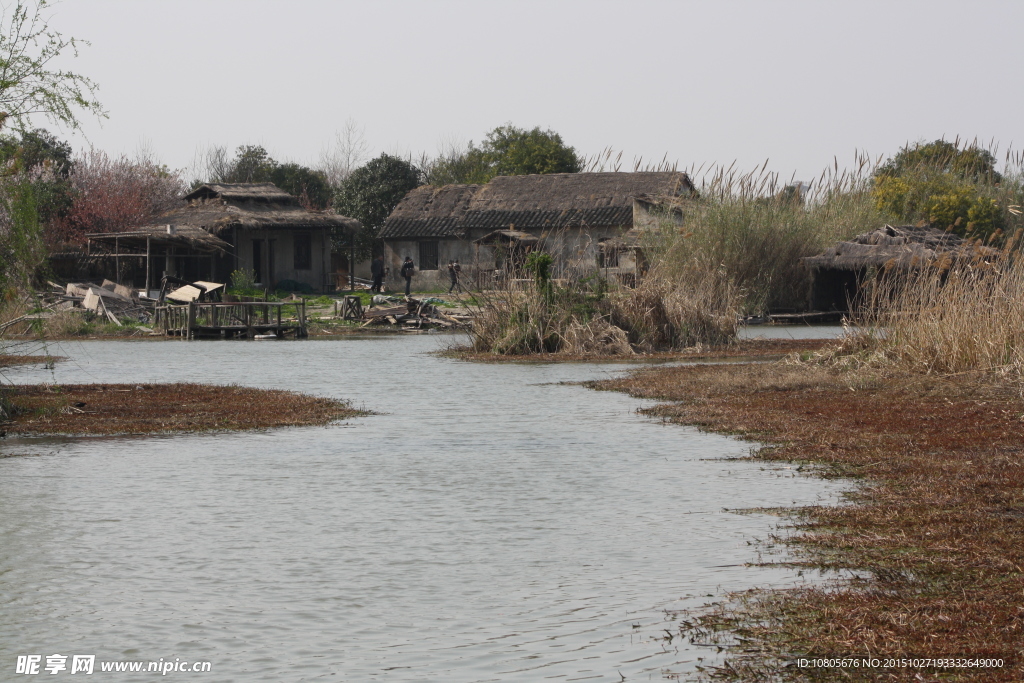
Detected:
[
  {"left": 3, "top": 383, "right": 365, "bottom": 435},
  {"left": 834, "top": 243, "right": 1024, "bottom": 381},
  {"left": 592, "top": 361, "right": 1024, "bottom": 681},
  {"left": 447, "top": 337, "right": 830, "bottom": 363}
]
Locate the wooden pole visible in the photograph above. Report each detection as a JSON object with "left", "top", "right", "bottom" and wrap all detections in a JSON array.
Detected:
[
  {"left": 145, "top": 236, "right": 151, "bottom": 295},
  {"left": 186, "top": 301, "right": 194, "bottom": 340}
]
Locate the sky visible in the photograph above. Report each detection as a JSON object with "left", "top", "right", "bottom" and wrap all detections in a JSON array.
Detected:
[{"left": 36, "top": 0, "right": 1024, "bottom": 183}]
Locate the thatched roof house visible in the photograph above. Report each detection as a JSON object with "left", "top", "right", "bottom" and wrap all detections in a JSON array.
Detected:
[
  {"left": 802, "top": 225, "right": 999, "bottom": 311},
  {"left": 176, "top": 183, "right": 361, "bottom": 236},
  {"left": 64, "top": 183, "right": 360, "bottom": 293},
  {"left": 146, "top": 183, "right": 361, "bottom": 290},
  {"left": 378, "top": 184, "right": 481, "bottom": 240},
  {"left": 379, "top": 172, "right": 693, "bottom": 284}
]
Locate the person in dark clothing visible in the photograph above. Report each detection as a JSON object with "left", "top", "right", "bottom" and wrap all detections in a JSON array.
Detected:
[
  {"left": 370, "top": 256, "right": 385, "bottom": 293},
  {"left": 400, "top": 256, "right": 415, "bottom": 297},
  {"left": 447, "top": 259, "right": 462, "bottom": 293}
]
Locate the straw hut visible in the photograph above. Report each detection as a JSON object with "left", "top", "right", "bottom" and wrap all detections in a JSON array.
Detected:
[
  {"left": 380, "top": 172, "right": 693, "bottom": 289},
  {"left": 801, "top": 224, "right": 998, "bottom": 311},
  {"left": 150, "top": 183, "right": 360, "bottom": 292}
]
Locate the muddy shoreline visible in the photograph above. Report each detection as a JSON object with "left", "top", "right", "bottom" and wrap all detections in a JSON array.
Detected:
[{"left": 591, "top": 362, "right": 1024, "bottom": 680}]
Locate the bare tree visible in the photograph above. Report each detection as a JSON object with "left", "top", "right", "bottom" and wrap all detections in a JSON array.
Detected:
[
  {"left": 317, "top": 118, "right": 368, "bottom": 189},
  {"left": 186, "top": 144, "right": 231, "bottom": 186},
  {"left": 0, "top": 0, "right": 105, "bottom": 132}
]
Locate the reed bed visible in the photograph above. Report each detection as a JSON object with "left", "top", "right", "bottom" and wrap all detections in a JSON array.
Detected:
[
  {"left": 831, "top": 236, "right": 1024, "bottom": 380},
  {"left": 467, "top": 245, "right": 741, "bottom": 355}
]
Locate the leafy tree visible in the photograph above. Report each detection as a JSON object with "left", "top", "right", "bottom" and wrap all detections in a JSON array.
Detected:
[
  {"left": 872, "top": 140, "right": 1007, "bottom": 236},
  {"left": 0, "top": 128, "right": 74, "bottom": 224},
  {"left": 427, "top": 125, "right": 582, "bottom": 185},
  {"left": 205, "top": 145, "right": 333, "bottom": 209},
  {"left": 269, "top": 163, "right": 332, "bottom": 210},
  {"left": 876, "top": 140, "right": 1000, "bottom": 183},
  {"left": 334, "top": 153, "right": 422, "bottom": 259},
  {"left": 0, "top": 1, "right": 106, "bottom": 133}
]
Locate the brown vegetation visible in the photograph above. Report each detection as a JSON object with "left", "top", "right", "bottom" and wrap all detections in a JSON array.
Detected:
[
  {"left": 3, "top": 383, "right": 364, "bottom": 435},
  {"left": 592, "top": 362, "right": 1024, "bottom": 681},
  {"left": 449, "top": 337, "right": 830, "bottom": 363},
  {"left": 0, "top": 353, "right": 56, "bottom": 367}
]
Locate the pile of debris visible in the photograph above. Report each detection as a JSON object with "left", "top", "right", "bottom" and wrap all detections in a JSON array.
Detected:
[
  {"left": 0, "top": 281, "right": 156, "bottom": 335},
  {"left": 359, "top": 296, "right": 472, "bottom": 330}
]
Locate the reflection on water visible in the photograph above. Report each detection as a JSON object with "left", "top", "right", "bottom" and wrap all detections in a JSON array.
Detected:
[{"left": 0, "top": 337, "right": 845, "bottom": 682}]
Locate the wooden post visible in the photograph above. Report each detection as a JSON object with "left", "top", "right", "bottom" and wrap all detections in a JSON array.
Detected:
[
  {"left": 300, "top": 299, "right": 307, "bottom": 337},
  {"left": 277, "top": 303, "right": 282, "bottom": 331},
  {"left": 186, "top": 301, "right": 195, "bottom": 340},
  {"left": 115, "top": 236, "right": 120, "bottom": 285},
  {"left": 145, "top": 236, "right": 151, "bottom": 295}
]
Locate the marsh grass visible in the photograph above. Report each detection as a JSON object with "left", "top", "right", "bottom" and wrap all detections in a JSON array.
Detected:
[
  {"left": 595, "top": 361, "right": 1024, "bottom": 681},
  {"left": 829, "top": 232, "right": 1024, "bottom": 380}
]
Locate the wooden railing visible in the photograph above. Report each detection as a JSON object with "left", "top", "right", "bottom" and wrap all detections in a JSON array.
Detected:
[{"left": 155, "top": 301, "right": 307, "bottom": 339}]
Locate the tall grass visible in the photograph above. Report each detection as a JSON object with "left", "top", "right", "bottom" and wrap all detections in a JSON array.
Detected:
[
  {"left": 662, "top": 154, "right": 884, "bottom": 314},
  {"left": 467, "top": 236, "right": 740, "bottom": 355},
  {"left": 834, "top": 239, "right": 1024, "bottom": 379}
]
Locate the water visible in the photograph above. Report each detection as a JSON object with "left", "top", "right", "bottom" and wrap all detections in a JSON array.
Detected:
[
  {"left": 1, "top": 337, "right": 845, "bottom": 682},
  {"left": 738, "top": 324, "right": 846, "bottom": 340}
]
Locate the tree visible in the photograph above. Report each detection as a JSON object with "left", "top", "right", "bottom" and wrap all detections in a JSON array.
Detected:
[
  {"left": 334, "top": 153, "right": 422, "bottom": 259},
  {"left": 50, "top": 150, "right": 185, "bottom": 244},
  {"left": 196, "top": 145, "right": 333, "bottom": 209},
  {"left": 876, "top": 139, "right": 1000, "bottom": 183},
  {"left": 0, "top": 128, "right": 74, "bottom": 224},
  {"left": 872, "top": 140, "right": 1006, "bottom": 237},
  {"left": 0, "top": 1, "right": 105, "bottom": 133},
  {"left": 426, "top": 125, "right": 582, "bottom": 185}
]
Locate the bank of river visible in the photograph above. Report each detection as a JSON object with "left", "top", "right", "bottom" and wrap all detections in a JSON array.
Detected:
[{"left": 0, "top": 336, "right": 847, "bottom": 682}]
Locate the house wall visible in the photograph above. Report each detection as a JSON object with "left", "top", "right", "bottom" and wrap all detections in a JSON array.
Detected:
[
  {"left": 231, "top": 228, "right": 331, "bottom": 292},
  {"left": 383, "top": 238, "right": 476, "bottom": 291},
  {"left": 382, "top": 224, "right": 634, "bottom": 291}
]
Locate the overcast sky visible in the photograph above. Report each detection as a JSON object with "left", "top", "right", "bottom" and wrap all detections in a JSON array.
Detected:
[{"left": 42, "top": 0, "right": 1024, "bottom": 183}]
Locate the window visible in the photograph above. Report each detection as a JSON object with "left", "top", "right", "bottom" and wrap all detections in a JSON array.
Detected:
[
  {"left": 419, "top": 240, "right": 439, "bottom": 270},
  {"left": 294, "top": 233, "right": 312, "bottom": 270}
]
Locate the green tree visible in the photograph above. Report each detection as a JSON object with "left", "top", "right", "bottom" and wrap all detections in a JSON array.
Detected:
[
  {"left": 269, "top": 163, "right": 332, "bottom": 210},
  {"left": 872, "top": 140, "right": 1007, "bottom": 236},
  {"left": 334, "top": 153, "right": 422, "bottom": 259},
  {"left": 427, "top": 125, "right": 582, "bottom": 185},
  {"left": 225, "top": 145, "right": 276, "bottom": 183},
  {"left": 209, "top": 145, "right": 332, "bottom": 209},
  {"left": 0, "top": 1, "right": 106, "bottom": 133},
  {"left": 0, "top": 128, "right": 74, "bottom": 224},
  {"left": 876, "top": 139, "right": 1000, "bottom": 183}
]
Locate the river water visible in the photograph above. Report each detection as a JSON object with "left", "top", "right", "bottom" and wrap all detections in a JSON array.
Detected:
[{"left": 0, "top": 336, "right": 845, "bottom": 682}]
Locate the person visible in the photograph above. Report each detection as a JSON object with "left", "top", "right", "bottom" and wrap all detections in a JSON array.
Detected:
[
  {"left": 400, "top": 256, "right": 415, "bottom": 297},
  {"left": 448, "top": 259, "right": 462, "bottom": 293},
  {"left": 370, "top": 255, "right": 385, "bottom": 293}
]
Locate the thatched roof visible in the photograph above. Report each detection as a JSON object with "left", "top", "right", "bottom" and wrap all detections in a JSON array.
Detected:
[
  {"left": 87, "top": 225, "right": 232, "bottom": 254},
  {"left": 379, "top": 184, "right": 481, "bottom": 239},
  {"left": 473, "top": 229, "right": 541, "bottom": 246},
  {"left": 183, "top": 183, "right": 295, "bottom": 203},
  {"left": 380, "top": 172, "right": 694, "bottom": 239},
  {"left": 462, "top": 172, "right": 693, "bottom": 230},
  {"left": 162, "top": 183, "right": 361, "bottom": 236},
  {"left": 802, "top": 225, "right": 998, "bottom": 271}
]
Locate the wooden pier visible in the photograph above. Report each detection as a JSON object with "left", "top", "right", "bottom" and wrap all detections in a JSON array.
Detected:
[{"left": 155, "top": 301, "right": 307, "bottom": 339}]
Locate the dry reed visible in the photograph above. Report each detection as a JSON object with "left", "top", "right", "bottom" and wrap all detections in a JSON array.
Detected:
[{"left": 830, "top": 235, "right": 1024, "bottom": 380}]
